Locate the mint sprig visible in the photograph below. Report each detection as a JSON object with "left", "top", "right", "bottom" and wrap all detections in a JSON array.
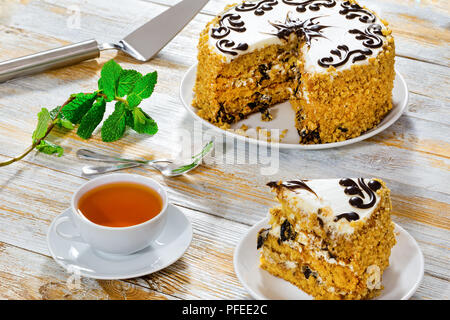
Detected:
[
  {"left": 36, "top": 140, "right": 64, "bottom": 157},
  {"left": 127, "top": 72, "right": 158, "bottom": 108},
  {"left": 101, "top": 102, "right": 127, "bottom": 142},
  {"left": 77, "top": 97, "right": 106, "bottom": 139},
  {"left": 61, "top": 92, "right": 98, "bottom": 124},
  {"left": 98, "top": 60, "right": 122, "bottom": 102},
  {"left": 117, "top": 69, "right": 142, "bottom": 97},
  {"left": 132, "top": 107, "right": 158, "bottom": 135},
  {"left": 99, "top": 62, "right": 158, "bottom": 142},
  {"left": 0, "top": 59, "right": 158, "bottom": 167},
  {"left": 32, "top": 108, "right": 52, "bottom": 142}
]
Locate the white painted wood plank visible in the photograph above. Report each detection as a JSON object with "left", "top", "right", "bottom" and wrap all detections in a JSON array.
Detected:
[{"left": 0, "top": 242, "right": 175, "bottom": 300}]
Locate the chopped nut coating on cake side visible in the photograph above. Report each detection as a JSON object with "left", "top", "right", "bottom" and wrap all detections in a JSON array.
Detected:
[{"left": 258, "top": 178, "right": 396, "bottom": 300}]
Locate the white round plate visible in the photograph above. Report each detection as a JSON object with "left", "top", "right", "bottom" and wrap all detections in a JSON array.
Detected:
[
  {"left": 180, "top": 64, "right": 408, "bottom": 150},
  {"left": 47, "top": 204, "right": 192, "bottom": 280},
  {"left": 234, "top": 218, "right": 424, "bottom": 300}
]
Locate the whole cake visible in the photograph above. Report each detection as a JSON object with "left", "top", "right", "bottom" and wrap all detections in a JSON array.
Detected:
[
  {"left": 193, "top": 0, "right": 395, "bottom": 144},
  {"left": 258, "top": 178, "right": 396, "bottom": 299}
]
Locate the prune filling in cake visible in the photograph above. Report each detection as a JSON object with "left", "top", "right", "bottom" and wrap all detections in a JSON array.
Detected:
[
  {"left": 259, "top": 178, "right": 396, "bottom": 299},
  {"left": 193, "top": 0, "right": 395, "bottom": 144}
]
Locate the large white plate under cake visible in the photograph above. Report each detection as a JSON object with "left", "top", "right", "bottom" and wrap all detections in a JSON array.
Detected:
[
  {"left": 234, "top": 218, "right": 424, "bottom": 300},
  {"left": 180, "top": 64, "right": 408, "bottom": 150}
]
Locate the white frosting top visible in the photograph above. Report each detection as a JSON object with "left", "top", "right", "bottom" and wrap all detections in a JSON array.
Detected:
[
  {"left": 274, "top": 178, "right": 381, "bottom": 234},
  {"left": 208, "top": 0, "right": 387, "bottom": 73}
]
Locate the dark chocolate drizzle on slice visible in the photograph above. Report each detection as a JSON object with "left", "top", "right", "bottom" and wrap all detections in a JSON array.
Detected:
[
  {"left": 339, "top": 178, "right": 382, "bottom": 210},
  {"left": 211, "top": 13, "right": 246, "bottom": 39},
  {"left": 339, "top": 1, "right": 376, "bottom": 23},
  {"left": 334, "top": 212, "right": 360, "bottom": 222},
  {"left": 216, "top": 39, "right": 249, "bottom": 56},
  {"left": 318, "top": 44, "right": 373, "bottom": 68},
  {"left": 236, "top": 0, "right": 279, "bottom": 16},
  {"left": 267, "top": 180, "right": 318, "bottom": 198},
  {"left": 283, "top": 0, "right": 336, "bottom": 13},
  {"left": 269, "top": 14, "right": 329, "bottom": 45},
  {"left": 349, "top": 24, "right": 384, "bottom": 49},
  {"left": 257, "top": 227, "right": 271, "bottom": 249}
]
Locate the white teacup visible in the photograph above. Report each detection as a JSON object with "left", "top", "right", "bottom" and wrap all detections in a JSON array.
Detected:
[{"left": 54, "top": 173, "right": 168, "bottom": 255}]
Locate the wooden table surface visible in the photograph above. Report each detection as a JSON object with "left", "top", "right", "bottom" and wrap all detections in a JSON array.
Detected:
[{"left": 0, "top": 0, "right": 448, "bottom": 300}]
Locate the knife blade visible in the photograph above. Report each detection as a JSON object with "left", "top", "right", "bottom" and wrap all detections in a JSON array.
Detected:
[
  {"left": 0, "top": 0, "right": 209, "bottom": 82},
  {"left": 120, "top": 0, "right": 210, "bottom": 61}
]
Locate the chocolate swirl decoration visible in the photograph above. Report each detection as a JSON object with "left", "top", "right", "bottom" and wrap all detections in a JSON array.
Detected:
[
  {"left": 318, "top": 44, "right": 373, "bottom": 68},
  {"left": 339, "top": 1, "right": 376, "bottom": 23},
  {"left": 269, "top": 15, "right": 329, "bottom": 45},
  {"left": 235, "top": 0, "right": 279, "bottom": 16},
  {"left": 211, "top": 14, "right": 246, "bottom": 39},
  {"left": 334, "top": 212, "right": 360, "bottom": 222},
  {"left": 282, "top": 0, "right": 336, "bottom": 13},
  {"left": 349, "top": 24, "right": 384, "bottom": 49},
  {"left": 267, "top": 180, "right": 318, "bottom": 198},
  {"left": 339, "top": 178, "right": 382, "bottom": 209},
  {"left": 216, "top": 39, "right": 249, "bottom": 56}
]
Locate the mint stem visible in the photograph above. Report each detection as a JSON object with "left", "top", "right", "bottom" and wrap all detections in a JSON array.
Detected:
[{"left": 0, "top": 97, "right": 75, "bottom": 167}]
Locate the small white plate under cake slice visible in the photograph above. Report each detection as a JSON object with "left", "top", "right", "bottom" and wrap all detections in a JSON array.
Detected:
[{"left": 234, "top": 218, "right": 424, "bottom": 300}]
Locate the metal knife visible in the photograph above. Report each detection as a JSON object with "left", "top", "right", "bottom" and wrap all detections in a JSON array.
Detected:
[{"left": 0, "top": 0, "right": 208, "bottom": 83}]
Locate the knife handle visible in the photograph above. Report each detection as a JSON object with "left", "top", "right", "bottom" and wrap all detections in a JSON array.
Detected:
[{"left": 0, "top": 39, "right": 100, "bottom": 83}]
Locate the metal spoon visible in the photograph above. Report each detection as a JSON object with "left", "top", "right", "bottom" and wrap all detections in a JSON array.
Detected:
[{"left": 78, "top": 141, "right": 213, "bottom": 177}]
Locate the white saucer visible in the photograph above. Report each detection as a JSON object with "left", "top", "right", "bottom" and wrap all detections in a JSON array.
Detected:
[
  {"left": 47, "top": 204, "right": 192, "bottom": 280},
  {"left": 234, "top": 218, "right": 424, "bottom": 300},
  {"left": 180, "top": 64, "right": 408, "bottom": 150}
]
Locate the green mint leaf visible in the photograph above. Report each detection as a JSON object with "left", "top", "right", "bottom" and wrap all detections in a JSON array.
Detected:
[
  {"left": 125, "top": 109, "right": 134, "bottom": 129},
  {"left": 98, "top": 60, "right": 122, "bottom": 102},
  {"left": 49, "top": 106, "right": 61, "bottom": 120},
  {"left": 132, "top": 107, "right": 158, "bottom": 135},
  {"left": 61, "top": 93, "right": 97, "bottom": 124},
  {"left": 56, "top": 118, "right": 75, "bottom": 130},
  {"left": 126, "top": 71, "right": 157, "bottom": 108},
  {"left": 77, "top": 97, "right": 106, "bottom": 139},
  {"left": 32, "top": 108, "right": 51, "bottom": 143},
  {"left": 50, "top": 106, "right": 75, "bottom": 130},
  {"left": 126, "top": 94, "right": 142, "bottom": 109},
  {"left": 101, "top": 101, "right": 127, "bottom": 142},
  {"left": 117, "top": 70, "right": 142, "bottom": 97},
  {"left": 36, "top": 140, "right": 64, "bottom": 157}
]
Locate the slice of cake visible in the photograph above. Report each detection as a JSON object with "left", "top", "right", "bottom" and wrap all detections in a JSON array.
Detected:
[
  {"left": 193, "top": 0, "right": 395, "bottom": 144},
  {"left": 258, "top": 178, "right": 396, "bottom": 299}
]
